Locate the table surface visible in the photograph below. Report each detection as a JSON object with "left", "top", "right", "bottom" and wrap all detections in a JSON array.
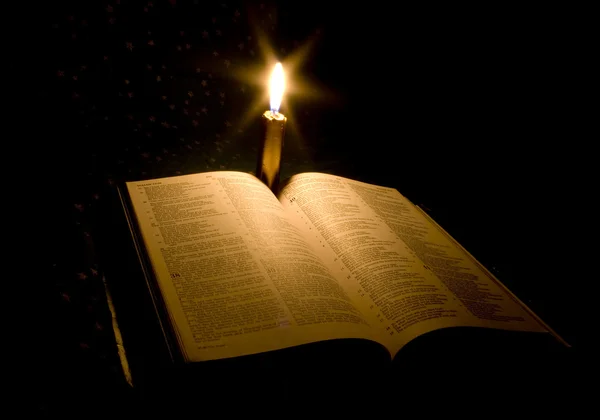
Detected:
[{"left": 19, "top": 1, "right": 584, "bottom": 415}]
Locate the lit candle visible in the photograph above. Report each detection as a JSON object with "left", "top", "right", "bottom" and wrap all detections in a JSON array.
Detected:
[{"left": 256, "top": 62, "right": 287, "bottom": 193}]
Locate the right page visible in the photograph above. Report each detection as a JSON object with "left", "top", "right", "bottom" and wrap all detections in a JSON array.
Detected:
[{"left": 279, "top": 173, "right": 549, "bottom": 356}]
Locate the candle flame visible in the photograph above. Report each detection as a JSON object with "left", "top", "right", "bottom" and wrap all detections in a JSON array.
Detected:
[{"left": 269, "top": 63, "right": 285, "bottom": 113}]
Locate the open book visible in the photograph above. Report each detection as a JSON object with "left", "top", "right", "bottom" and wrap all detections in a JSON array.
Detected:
[{"left": 122, "top": 171, "right": 560, "bottom": 363}]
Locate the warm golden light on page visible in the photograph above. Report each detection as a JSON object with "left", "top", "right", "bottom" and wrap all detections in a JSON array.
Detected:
[{"left": 269, "top": 62, "right": 285, "bottom": 113}]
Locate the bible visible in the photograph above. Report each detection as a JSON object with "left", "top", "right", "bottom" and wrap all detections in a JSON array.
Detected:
[{"left": 120, "top": 171, "right": 564, "bottom": 364}]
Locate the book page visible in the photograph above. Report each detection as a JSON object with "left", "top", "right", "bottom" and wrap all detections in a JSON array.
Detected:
[
  {"left": 279, "top": 173, "right": 547, "bottom": 356},
  {"left": 126, "top": 172, "right": 378, "bottom": 362}
]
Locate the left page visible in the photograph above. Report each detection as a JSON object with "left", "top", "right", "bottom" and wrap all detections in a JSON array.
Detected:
[{"left": 126, "top": 171, "right": 379, "bottom": 362}]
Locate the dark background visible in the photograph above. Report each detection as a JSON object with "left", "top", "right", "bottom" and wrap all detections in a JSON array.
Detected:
[{"left": 9, "top": 0, "right": 589, "bottom": 414}]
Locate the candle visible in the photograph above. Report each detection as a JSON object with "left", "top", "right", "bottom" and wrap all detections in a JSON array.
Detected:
[{"left": 256, "top": 63, "right": 287, "bottom": 193}]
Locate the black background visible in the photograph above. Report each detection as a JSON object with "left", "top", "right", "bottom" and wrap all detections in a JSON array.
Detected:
[{"left": 9, "top": 0, "right": 590, "bottom": 414}]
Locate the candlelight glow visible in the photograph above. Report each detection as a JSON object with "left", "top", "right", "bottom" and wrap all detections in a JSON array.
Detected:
[{"left": 269, "top": 63, "right": 285, "bottom": 113}]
